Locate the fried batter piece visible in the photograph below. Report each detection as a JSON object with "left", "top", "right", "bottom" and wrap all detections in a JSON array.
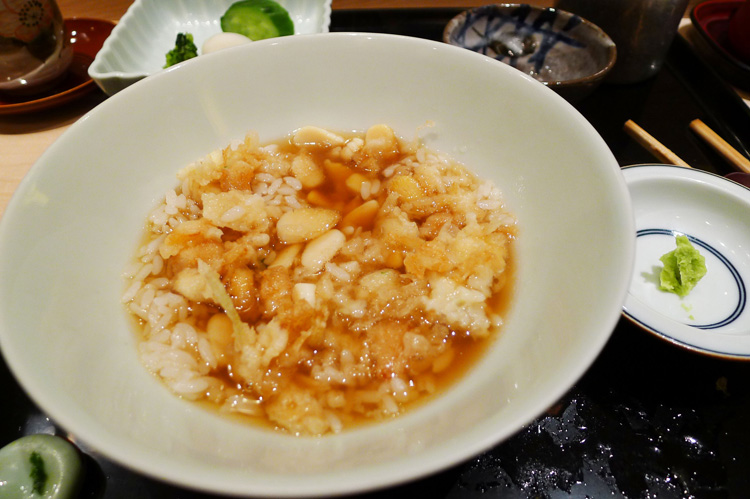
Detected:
[{"left": 132, "top": 124, "right": 516, "bottom": 436}]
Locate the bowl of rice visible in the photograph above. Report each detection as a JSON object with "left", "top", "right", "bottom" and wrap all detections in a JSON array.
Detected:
[{"left": 0, "top": 32, "right": 634, "bottom": 496}]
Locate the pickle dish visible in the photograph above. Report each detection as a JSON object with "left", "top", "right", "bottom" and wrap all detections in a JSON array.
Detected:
[{"left": 88, "top": 0, "right": 332, "bottom": 95}]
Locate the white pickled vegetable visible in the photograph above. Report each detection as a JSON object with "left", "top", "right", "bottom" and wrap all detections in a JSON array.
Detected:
[
  {"left": 0, "top": 434, "right": 82, "bottom": 498},
  {"left": 202, "top": 32, "right": 253, "bottom": 54}
]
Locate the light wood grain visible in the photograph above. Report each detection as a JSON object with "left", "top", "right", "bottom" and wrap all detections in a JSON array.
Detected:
[
  {"left": 690, "top": 119, "right": 750, "bottom": 174},
  {"left": 3, "top": 0, "right": 544, "bottom": 219},
  {"left": 0, "top": 0, "right": 650, "bottom": 220},
  {"left": 54, "top": 1, "right": 551, "bottom": 20},
  {"left": 623, "top": 120, "right": 692, "bottom": 168}
]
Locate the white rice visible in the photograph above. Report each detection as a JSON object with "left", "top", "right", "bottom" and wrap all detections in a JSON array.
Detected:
[
  {"left": 123, "top": 125, "right": 517, "bottom": 436},
  {"left": 284, "top": 176, "right": 302, "bottom": 191},
  {"left": 360, "top": 181, "right": 372, "bottom": 200},
  {"left": 220, "top": 205, "right": 246, "bottom": 223},
  {"left": 325, "top": 262, "right": 350, "bottom": 282}
]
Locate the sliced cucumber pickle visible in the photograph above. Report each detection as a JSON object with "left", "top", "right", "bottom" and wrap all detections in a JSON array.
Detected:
[
  {"left": 221, "top": 0, "right": 294, "bottom": 41},
  {"left": 0, "top": 434, "right": 82, "bottom": 498}
]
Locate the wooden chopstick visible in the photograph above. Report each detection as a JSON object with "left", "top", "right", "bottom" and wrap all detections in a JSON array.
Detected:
[
  {"left": 623, "top": 120, "right": 692, "bottom": 168},
  {"left": 689, "top": 119, "right": 750, "bottom": 174}
]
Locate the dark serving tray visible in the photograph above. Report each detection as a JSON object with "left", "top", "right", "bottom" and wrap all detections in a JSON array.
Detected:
[{"left": 3, "top": 8, "right": 750, "bottom": 498}]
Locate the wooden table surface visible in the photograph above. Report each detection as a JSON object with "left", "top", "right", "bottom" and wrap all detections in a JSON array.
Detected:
[
  {"left": 0, "top": 0, "right": 703, "bottom": 221},
  {"left": 2, "top": 0, "right": 534, "bottom": 221}
]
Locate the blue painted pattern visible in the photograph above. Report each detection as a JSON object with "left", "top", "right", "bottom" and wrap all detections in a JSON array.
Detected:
[
  {"left": 451, "top": 4, "right": 586, "bottom": 73},
  {"left": 637, "top": 228, "right": 746, "bottom": 329}
]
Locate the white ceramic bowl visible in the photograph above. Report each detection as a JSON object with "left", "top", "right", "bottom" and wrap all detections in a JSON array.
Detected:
[
  {"left": 0, "top": 33, "right": 634, "bottom": 497},
  {"left": 622, "top": 164, "right": 750, "bottom": 359},
  {"left": 88, "top": 0, "right": 333, "bottom": 95}
]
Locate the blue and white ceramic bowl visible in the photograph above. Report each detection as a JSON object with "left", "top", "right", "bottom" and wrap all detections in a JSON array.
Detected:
[
  {"left": 443, "top": 3, "right": 616, "bottom": 102},
  {"left": 622, "top": 164, "right": 750, "bottom": 359}
]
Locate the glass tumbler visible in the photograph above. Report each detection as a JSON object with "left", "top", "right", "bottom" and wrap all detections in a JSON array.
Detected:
[{"left": 557, "top": 0, "right": 690, "bottom": 84}]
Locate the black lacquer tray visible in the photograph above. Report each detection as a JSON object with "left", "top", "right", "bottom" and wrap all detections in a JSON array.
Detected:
[{"left": 3, "top": 8, "right": 750, "bottom": 498}]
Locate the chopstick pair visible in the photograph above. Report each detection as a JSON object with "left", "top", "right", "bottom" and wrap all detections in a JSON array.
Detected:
[{"left": 623, "top": 119, "right": 750, "bottom": 174}]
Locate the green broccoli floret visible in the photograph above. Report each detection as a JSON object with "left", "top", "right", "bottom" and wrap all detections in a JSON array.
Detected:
[{"left": 164, "top": 33, "right": 198, "bottom": 68}]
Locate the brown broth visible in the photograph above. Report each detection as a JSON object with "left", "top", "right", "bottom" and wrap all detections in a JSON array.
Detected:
[
  {"left": 129, "top": 126, "right": 516, "bottom": 435},
  {"left": 196, "top": 243, "right": 516, "bottom": 433}
]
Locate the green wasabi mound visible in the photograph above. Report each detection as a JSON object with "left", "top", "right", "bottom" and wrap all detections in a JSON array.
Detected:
[{"left": 659, "top": 235, "right": 707, "bottom": 297}]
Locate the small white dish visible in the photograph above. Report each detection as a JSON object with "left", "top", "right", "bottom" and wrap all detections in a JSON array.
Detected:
[
  {"left": 622, "top": 164, "right": 750, "bottom": 359},
  {"left": 88, "top": 0, "right": 332, "bottom": 95}
]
